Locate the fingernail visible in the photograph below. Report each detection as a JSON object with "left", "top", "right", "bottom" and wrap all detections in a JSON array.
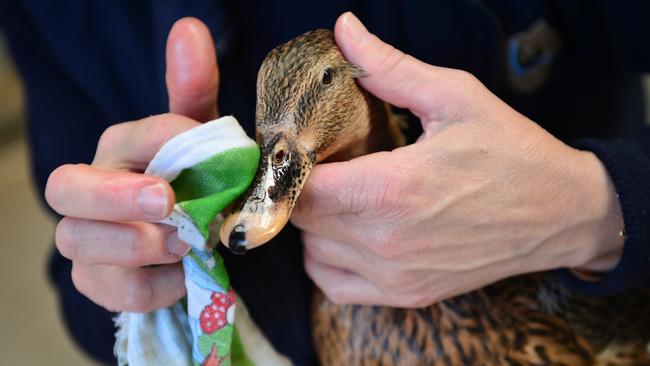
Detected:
[
  {"left": 342, "top": 12, "right": 369, "bottom": 43},
  {"left": 137, "top": 183, "right": 168, "bottom": 219},
  {"left": 166, "top": 232, "right": 191, "bottom": 257}
]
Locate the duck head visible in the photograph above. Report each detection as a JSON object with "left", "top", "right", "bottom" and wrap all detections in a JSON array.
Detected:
[{"left": 220, "top": 29, "right": 393, "bottom": 254}]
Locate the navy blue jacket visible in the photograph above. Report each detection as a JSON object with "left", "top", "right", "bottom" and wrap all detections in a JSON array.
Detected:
[{"left": 1, "top": 1, "right": 649, "bottom": 364}]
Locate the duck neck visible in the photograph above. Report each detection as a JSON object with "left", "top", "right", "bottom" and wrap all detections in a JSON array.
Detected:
[
  {"left": 323, "top": 91, "right": 404, "bottom": 163},
  {"left": 365, "top": 92, "right": 405, "bottom": 152}
]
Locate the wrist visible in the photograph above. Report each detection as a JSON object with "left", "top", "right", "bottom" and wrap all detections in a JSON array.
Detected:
[{"left": 564, "top": 150, "right": 625, "bottom": 273}]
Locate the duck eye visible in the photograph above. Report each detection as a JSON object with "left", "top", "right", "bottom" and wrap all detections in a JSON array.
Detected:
[
  {"left": 273, "top": 149, "right": 286, "bottom": 164},
  {"left": 322, "top": 68, "right": 333, "bottom": 85}
]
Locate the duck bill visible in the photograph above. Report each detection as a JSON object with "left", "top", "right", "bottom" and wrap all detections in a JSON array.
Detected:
[{"left": 219, "top": 136, "right": 314, "bottom": 254}]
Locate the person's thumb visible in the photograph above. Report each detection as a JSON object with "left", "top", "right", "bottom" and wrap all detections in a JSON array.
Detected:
[
  {"left": 334, "top": 12, "right": 478, "bottom": 128},
  {"left": 166, "top": 17, "right": 220, "bottom": 122}
]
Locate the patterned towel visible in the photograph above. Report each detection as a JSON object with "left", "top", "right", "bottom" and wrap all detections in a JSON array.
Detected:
[{"left": 114, "top": 116, "right": 291, "bottom": 366}]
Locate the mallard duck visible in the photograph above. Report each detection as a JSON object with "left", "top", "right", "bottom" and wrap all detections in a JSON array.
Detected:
[{"left": 220, "top": 29, "right": 650, "bottom": 365}]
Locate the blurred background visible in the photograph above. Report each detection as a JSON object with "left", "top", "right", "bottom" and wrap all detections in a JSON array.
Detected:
[
  {"left": 0, "top": 34, "right": 98, "bottom": 365},
  {"left": 0, "top": 30, "right": 649, "bottom": 366}
]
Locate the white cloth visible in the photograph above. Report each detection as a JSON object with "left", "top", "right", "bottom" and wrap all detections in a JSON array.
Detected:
[
  {"left": 146, "top": 116, "right": 256, "bottom": 250},
  {"left": 114, "top": 116, "right": 291, "bottom": 366}
]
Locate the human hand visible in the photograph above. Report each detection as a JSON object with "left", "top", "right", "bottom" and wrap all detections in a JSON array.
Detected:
[
  {"left": 45, "top": 18, "right": 219, "bottom": 312},
  {"left": 291, "top": 12, "right": 625, "bottom": 307}
]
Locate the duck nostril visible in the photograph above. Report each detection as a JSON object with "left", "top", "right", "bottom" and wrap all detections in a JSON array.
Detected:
[{"left": 228, "top": 224, "right": 248, "bottom": 255}]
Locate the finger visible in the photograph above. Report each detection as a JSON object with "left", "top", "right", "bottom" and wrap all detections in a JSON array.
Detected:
[
  {"left": 166, "top": 17, "right": 220, "bottom": 121},
  {"left": 303, "top": 231, "right": 434, "bottom": 297},
  {"left": 292, "top": 151, "right": 405, "bottom": 248},
  {"left": 293, "top": 209, "right": 376, "bottom": 257},
  {"left": 92, "top": 113, "right": 200, "bottom": 170},
  {"left": 46, "top": 164, "right": 174, "bottom": 221},
  {"left": 55, "top": 217, "right": 190, "bottom": 266},
  {"left": 301, "top": 231, "right": 374, "bottom": 273},
  {"left": 306, "top": 253, "right": 438, "bottom": 308},
  {"left": 334, "top": 12, "right": 478, "bottom": 125},
  {"left": 292, "top": 152, "right": 401, "bottom": 247},
  {"left": 72, "top": 262, "right": 186, "bottom": 312},
  {"left": 294, "top": 151, "right": 398, "bottom": 217},
  {"left": 304, "top": 250, "right": 386, "bottom": 306}
]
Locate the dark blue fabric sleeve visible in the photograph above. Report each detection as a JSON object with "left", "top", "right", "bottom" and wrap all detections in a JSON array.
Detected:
[
  {"left": 549, "top": 1, "right": 650, "bottom": 295},
  {"left": 559, "top": 128, "right": 650, "bottom": 294}
]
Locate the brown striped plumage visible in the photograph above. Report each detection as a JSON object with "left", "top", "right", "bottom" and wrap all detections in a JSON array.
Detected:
[
  {"left": 232, "top": 29, "right": 650, "bottom": 365},
  {"left": 313, "top": 274, "right": 650, "bottom": 365}
]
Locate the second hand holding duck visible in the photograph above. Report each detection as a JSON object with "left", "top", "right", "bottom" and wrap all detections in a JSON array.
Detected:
[{"left": 290, "top": 12, "right": 625, "bottom": 308}]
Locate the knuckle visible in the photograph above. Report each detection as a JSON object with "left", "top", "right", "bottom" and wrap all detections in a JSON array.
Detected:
[
  {"left": 453, "top": 69, "right": 480, "bottom": 87},
  {"left": 386, "top": 271, "right": 409, "bottom": 289},
  {"left": 120, "top": 225, "right": 152, "bottom": 266},
  {"left": 122, "top": 272, "right": 154, "bottom": 311},
  {"left": 366, "top": 233, "right": 402, "bottom": 260},
  {"left": 373, "top": 172, "right": 396, "bottom": 209},
  {"left": 97, "top": 178, "right": 123, "bottom": 207},
  {"left": 70, "top": 264, "right": 101, "bottom": 306},
  {"left": 323, "top": 287, "right": 350, "bottom": 305},
  {"left": 433, "top": 69, "right": 485, "bottom": 122},
  {"left": 305, "top": 263, "right": 350, "bottom": 305},
  {"left": 401, "top": 293, "right": 432, "bottom": 309},
  {"left": 70, "top": 263, "right": 85, "bottom": 293},
  {"left": 377, "top": 269, "right": 409, "bottom": 290},
  {"left": 373, "top": 183, "right": 400, "bottom": 217},
  {"left": 292, "top": 188, "right": 318, "bottom": 221},
  {"left": 382, "top": 227, "right": 404, "bottom": 250},
  {"left": 97, "top": 124, "right": 120, "bottom": 151},
  {"left": 374, "top": 43, "right": 407, "bottom": 77},
  {"left": 346, "top": 181, "right": 370, "bottom": 214},
  {"left": 375, "top": 159, "right": 410, "bottom": 217},
  {"left": 301, "top": 241, "right": 320, "bottom": 260},
  {"left": 95, "top": 124, "right": 126, "bottom": 164},
  {"left": 290, "top": 198, "right": 312, "bottom": 229},
  {"left": 142, "top": 113, "right": 195, "bottom": 151},
  {"left": 54, "top": 218, "right": 78, "bottom": 259},
  {"left": 95, "top": 178, "right": 143, "bottom": 220},
  {"left": 45, "top": 164, "right": 76, "bottom": 211}
]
